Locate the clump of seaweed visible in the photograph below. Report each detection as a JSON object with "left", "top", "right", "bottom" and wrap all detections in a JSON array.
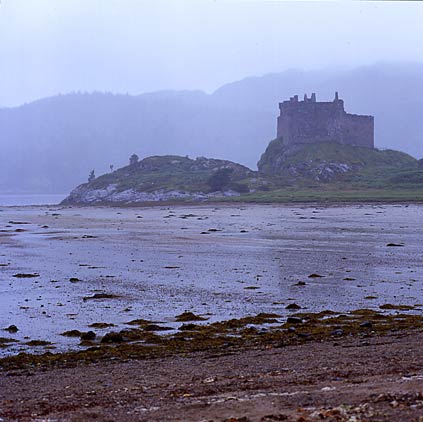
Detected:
[
  {"left": 175, "top": 312, "right": 208, "bottom": 322},
  {"left": 25, "top": 340, "right": 52, "bottom": 347},
  {"left": 60, "top": 330, "right": 82, "bottom": 337},
  {"left": 101, "top": 332, "right": 124, "bottom": 343},
  {"left": 2, "top": 308, "right": 423, "bottom": 371},
  {"left": 88, "top": 322, "right": 115, "bottom": 329},
  {"left": 379, "top": 304, "right": 415, "bottom": 311}
]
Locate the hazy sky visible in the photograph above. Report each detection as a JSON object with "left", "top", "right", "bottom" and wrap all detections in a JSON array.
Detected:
[{"left": 1, "top": 0, "right": 423, "bottom": 107}]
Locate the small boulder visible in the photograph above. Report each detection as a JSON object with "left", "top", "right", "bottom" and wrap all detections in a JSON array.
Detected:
[
  {"left": 285, "top": 303, "right": 301, "bottom": 310},
  {"left": 286, "top": 317, "right": 303, "bottom": 324},
  {"left": 61, "top": 330, "right": 82, "bottom": 337},
  {"left": 101, "top": 332, "right": 124, "bottom": 343},
  {"left": 179, "top": 323, "right": 199, "bottom": 331},
  {"left": 175, "top": 312, "right": 207, "bottom": 322},
  {"left": 69, "top": 277, "right": 80, "bottom": 282},
  {"left": 80, "top": 331, "right": 96, "bottom": 341}
]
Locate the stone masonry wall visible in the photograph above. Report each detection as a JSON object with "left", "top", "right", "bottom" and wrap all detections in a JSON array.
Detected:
[{"left": 277, "top": 93, "right": 374, "bottom": 148}]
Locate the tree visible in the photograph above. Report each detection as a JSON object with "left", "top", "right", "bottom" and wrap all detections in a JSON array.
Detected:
[
  {"left": 88, "top": 170, "right": 96, "bottom": 183},
  {"left": 110, "top": 164, "right": 114, "bottom": 172},
  {"left": 207, "top": 168, "right": 233, "bottom": 191},
  {"left": 129, "top": 153, "right": 139, "bottom": 166}
]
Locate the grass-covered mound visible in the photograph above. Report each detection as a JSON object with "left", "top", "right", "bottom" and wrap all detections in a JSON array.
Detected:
[
  {"left": 258, "top": 138, "right": 420, "bottom": 186},
  {"left": 89, "top": 155, "right": 253, "bottom": 193},
  {"left": 63, "top": 141, "right": 423, "bottom": 205},
  {"left": 62, "top": 155, "right": 255, "bottom": 204}
]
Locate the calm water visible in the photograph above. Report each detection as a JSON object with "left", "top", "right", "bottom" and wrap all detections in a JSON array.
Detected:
[{"left": 0, "top": 194, "right": 66, "bottom": 206}]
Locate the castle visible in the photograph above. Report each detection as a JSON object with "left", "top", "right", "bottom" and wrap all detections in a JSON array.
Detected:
[{"left": 277, "top": 92, "right": 374, "bottom": 148}]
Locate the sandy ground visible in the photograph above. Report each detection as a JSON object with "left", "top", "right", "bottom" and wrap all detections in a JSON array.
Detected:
[
  {"left": 2, "top": 330, "right": 423, "bottom": 421},
  {"left": 1, "top": 204, "right": 423, "bottom": 356}
]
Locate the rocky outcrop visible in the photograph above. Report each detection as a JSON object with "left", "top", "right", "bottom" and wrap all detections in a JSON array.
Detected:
[
  {"left": 257, "top": 138, "right": 358, "bottom": 181},
  {"left": 280, "top": 160, "right": 354, "bottom": 182},
  {"left": 62, "top": 185, "right": 241, "bottom": 205}
]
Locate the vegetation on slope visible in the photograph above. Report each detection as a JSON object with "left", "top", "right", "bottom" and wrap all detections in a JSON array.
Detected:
[
  {"left": 258, "top": 139, "right": 420, "bottom": 188},
  {"left": 64, "top": 140, "right": 423, "bottom": 204},
  {"left": 84, "top": 155, "right": 254, "bottom": 194}
]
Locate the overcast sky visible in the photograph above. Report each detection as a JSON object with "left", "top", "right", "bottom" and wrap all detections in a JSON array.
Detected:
[{"left": 1, "top": 0, "right": 422, "bottom": 107}]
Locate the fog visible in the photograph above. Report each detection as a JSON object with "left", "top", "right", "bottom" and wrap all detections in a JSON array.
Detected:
[
  {"left": 0, "top": 1, "right": 423, "bottom": 193},
  {"left": 1, "top": 0, "right": 423, "bottom": 107}
]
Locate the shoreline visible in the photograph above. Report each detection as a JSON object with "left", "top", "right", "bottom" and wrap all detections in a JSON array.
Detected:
[
  {"left": 2, "top": 321, "right": 423, "bottom": 421},
  {"left": 4, "top": 198, "right": 423, "bottom": 210}
]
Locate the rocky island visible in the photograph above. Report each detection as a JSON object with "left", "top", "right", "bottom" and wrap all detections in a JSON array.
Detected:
[{"left": 63, "top": 94, "right": 423, "bottom": 205}]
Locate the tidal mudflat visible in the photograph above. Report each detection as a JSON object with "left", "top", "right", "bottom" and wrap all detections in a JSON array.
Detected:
[{"left": 1, "top": 203, "right": 422, "bottom": 356}]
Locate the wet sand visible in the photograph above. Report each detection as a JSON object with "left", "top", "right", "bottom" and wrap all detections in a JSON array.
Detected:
[{"left": 1, "top": 203, "right": 423, "bottom": 356}]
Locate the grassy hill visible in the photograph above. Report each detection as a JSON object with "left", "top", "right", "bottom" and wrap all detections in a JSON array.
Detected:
[
  {"left": 258, "top": 139, "right": 419, "bottom": 184},
  {"left": 89, "top": 155, "right": 254, "bottom": 193},
  {"left": 62, "top": 155, "right": 256, "bottom": 204},
  {"left": 63, "top": 141, "right": 423, "bottom": 205}
]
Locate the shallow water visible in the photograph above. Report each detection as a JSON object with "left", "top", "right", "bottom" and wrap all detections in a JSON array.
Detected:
[
  {"left": 0, "top": 194, "right": 66, "bottom": 206},
  {"left": 1, "top": 203, "right": 423, "bottom": 356}
]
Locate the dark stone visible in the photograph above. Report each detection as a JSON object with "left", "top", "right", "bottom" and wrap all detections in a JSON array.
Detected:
[
  {"left": 69, "top": 277, "right": 80, "bottom": 282},
  {"left": 4, "top": 325, "right": 18, "bottom": 333},
  {"left": 286, "top": 317, "right": 303, "bottom": 324},
  {"left": 80, "top": 331, "right": 96, "bottom": 341},
  {"left": 101, "top": 332, "right": 124, "bottom": 343},
  {"left": 61, "top": 330, "right": 82, "bottom": 337},
  {"left": 285, "top": 303, "right": 301, "bottom": 310},
  {"left": 331, "top": 329, "right": 344, "bottom": 336},
  {"left": 179, "top": 323, "right": 198, "bottom": 331},
  {"left": 297, "top": 333, "right": 312, "bottom": 339},
  {"left": 308, "top": 273, "right": 324, "bottom": 278},
  {"left": 143, "top": 324, "right": 172, "bottom": 332},
  {"left": 175, "top": 312, "right": 207, "bottom": 322},
  {"left": 360, "top": 321, "right": 372, "bottom": 328}
]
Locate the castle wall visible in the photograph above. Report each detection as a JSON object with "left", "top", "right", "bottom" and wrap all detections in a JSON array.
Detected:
[
  {"left": 277, "top": 94, "right": 374, "bottom": 149},
  {"left": 338, "top": 114, "right": 374, "bottom": 148}
]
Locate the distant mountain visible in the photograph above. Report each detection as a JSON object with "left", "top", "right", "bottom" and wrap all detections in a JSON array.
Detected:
[{"left": 1, "top": 62, "right": 423, "bottom": 193}]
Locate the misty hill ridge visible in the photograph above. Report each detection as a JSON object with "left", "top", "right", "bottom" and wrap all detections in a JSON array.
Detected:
[{"left": 2, "top": 62, "right": 423, "bottom": 193}]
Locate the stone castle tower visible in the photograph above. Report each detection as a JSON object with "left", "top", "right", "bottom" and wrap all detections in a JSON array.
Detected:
[{"left": 277, "top": 92, "right": 374, "bottom": 148}]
